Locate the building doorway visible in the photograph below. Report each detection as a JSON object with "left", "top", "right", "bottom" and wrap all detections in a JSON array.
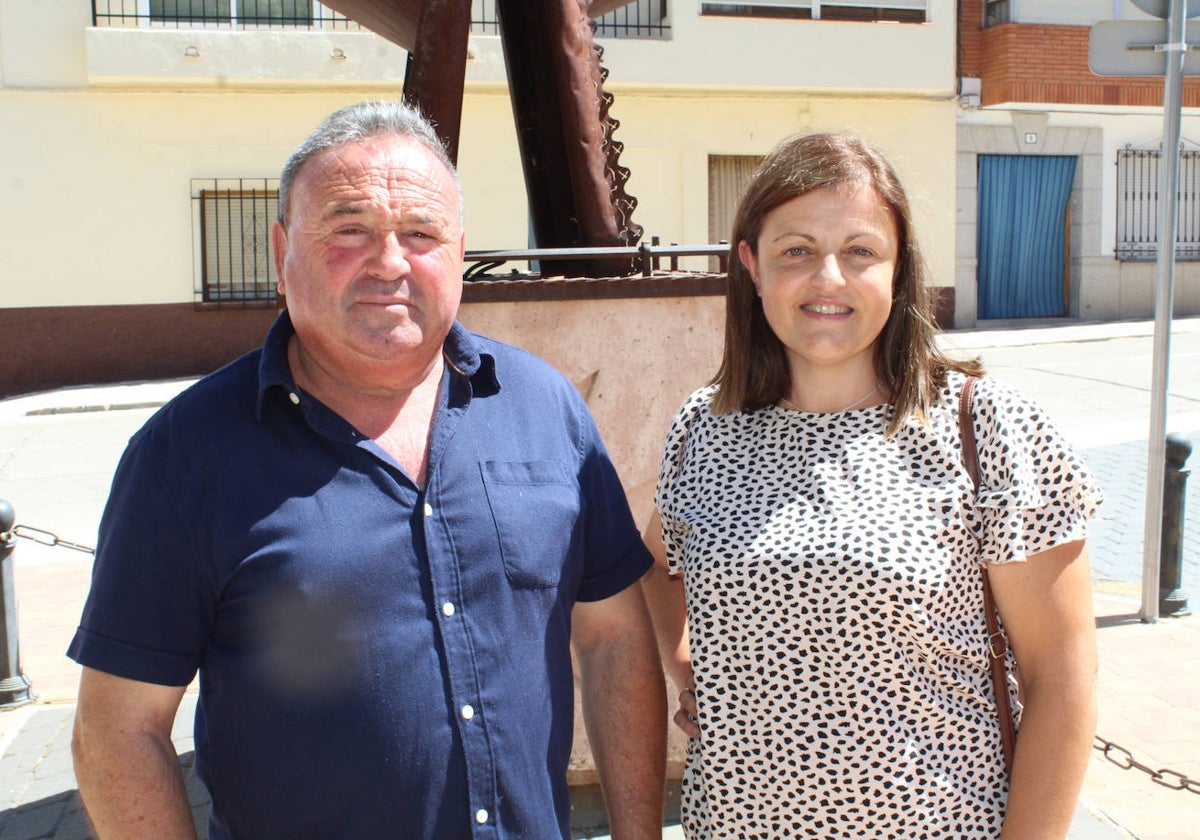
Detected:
[{"left": 976, "top": 154, "right": 1076, "bottom": 319}]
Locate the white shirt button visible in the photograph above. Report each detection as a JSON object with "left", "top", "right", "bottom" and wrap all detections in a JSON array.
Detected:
[
  {"left": 461, "top": 704, "right": 475, "bottom": 721},
  {"left": 423, "top": 503, "right": 434, "bottom": 517},
  {"left": 288, "top": 392, "right": 300, "bottom": 405},
  {"left": 442, "top": 602, "right": 456, "bottom": 617},
  {"left": 475, "top": 809, "right": 489, "bottom": 825}
]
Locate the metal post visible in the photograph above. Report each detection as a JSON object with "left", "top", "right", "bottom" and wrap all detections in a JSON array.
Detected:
[
  {"left": 1141, "top": 0, "right": 1187, "bottom": 622},
  {"left": 1160, "top": 434, "right": 1193, "bottom": 616},
  {"left": 0, "top": 499, "right": 33, "bottom": 707}
]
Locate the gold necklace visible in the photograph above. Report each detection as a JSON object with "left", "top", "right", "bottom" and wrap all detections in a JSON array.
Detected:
[{"left": 779, "top": 382, "right": 882, "bottom": 414}]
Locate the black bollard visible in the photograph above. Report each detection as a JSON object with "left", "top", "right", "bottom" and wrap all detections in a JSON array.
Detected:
[
  {"left": 0, "top": 499, "right": 34, "bottom": 707},
  {"left": 1160, "top": 434, "right": 1192, "bottom": 617}
]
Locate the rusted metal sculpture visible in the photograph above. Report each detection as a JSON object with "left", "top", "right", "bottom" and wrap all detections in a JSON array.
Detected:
[{"left": 320, "top": 0, "right": 641, "bottom": 277}]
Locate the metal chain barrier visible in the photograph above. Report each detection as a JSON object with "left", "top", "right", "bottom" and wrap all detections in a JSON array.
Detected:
[
  {"left": 1094, "top": 734, "right": 1200, "bottom": 794},
  {"left": 4, "top": 514, "right": 1199, "bottom": 796},
  {"left": 4, "top": 524, "right": 94, "bottom": 556}
]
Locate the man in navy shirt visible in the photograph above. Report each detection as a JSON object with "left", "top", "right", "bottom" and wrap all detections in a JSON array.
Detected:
[{"left": 68, "top": 101, "right": 666, "bottom": 839}]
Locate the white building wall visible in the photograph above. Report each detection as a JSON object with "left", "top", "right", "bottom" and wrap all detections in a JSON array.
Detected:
[
  {"left": 1, "top": 1, "right": 957, "bottom": 310},
  {"left": 602, "top": 1, "right": 955, "bottom": 96},
  {"left": 0, "top": 0, "right": 91, "bottom": 87}
]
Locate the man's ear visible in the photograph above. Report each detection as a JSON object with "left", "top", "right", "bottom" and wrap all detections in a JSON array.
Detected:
[{"left": 272, "top": 220, "right": 288, "bottom": 296}]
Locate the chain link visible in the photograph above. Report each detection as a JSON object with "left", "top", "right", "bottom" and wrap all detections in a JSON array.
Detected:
[
  {"left": 5, "top": 524, "right": 95, "bottom": 555},
  {"left": 1095, "top": 735, "right": 1200, "bottom": 795}
]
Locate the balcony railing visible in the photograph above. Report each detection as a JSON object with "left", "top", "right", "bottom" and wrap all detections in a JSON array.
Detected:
[
  {"left": 92, "top": 1, "right": 670, "bottom": 39},
  {"left": 92, "top": 1, "right": 363, "bottom": 30},
  {"left": 464, "top": 241, "right": 729, "bottom": 281},
  {"left": 701, "top": 0, "right": 925, "bottom": 23},
  {"left": 469, "top": 0, "right": 669, "bottom": 38}
]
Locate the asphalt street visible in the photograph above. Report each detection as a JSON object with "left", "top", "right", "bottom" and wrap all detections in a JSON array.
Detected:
[{"left": 939, "top": 319, "right": 1200, "bottom": 595}]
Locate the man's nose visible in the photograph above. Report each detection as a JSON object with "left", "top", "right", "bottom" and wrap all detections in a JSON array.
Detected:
[{"left": 370, "top": 232, "right": 410, "bottom": 279}]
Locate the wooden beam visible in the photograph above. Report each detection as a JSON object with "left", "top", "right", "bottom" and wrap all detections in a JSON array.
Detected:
[
  {"left": 497, "top": 0, "right": 631, "bottom": 276},
  {"left": 318, "top": 0, "right": 422, "bottom": 50},
  {"left": 403, "top": 0, "right": 471, "bottom": 162}
]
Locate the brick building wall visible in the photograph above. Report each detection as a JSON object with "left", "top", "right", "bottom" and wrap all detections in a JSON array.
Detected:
[
  {"left": 958, "top": 0, "right": 1200, "bottom": 108},
  {"left": 959, "top": 0, "right": 984, "bottom": 77}
]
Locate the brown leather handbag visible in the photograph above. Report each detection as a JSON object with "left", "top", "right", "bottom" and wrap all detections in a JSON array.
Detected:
[{"left": 958, "top": 375, "right": 1018, "bottom": 780}]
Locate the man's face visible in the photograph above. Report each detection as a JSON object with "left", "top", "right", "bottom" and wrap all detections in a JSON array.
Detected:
[{"left": 272, "top": 135, "right": 465, "bottom": 382}]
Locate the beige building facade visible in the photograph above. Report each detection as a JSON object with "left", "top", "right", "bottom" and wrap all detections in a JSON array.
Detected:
[{"left": 1, "top": 1, "right": 958, "bottom": 517}]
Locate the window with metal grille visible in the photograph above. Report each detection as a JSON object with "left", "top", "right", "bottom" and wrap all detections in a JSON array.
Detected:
[
  {"left": 1115, "top": 146, "right": 1200, "bottom": 262},
  {"left": 700, "top": 0, "right": 927, "bottom": 23},
  {"left": 983, "top": 0, "right": 1011, "bottom": 27},
  {"left": 193, "top": 179, "right": 279, "bottom": 304}
]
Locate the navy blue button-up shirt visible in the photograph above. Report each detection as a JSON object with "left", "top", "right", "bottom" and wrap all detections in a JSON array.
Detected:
[{"left": 69, "top": 312, "right": 652, "bottom": 839}]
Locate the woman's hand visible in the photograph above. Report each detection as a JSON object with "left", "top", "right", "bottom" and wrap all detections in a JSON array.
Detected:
[{"left": 674, "top": 683, "right": 701, "bottom": 739}]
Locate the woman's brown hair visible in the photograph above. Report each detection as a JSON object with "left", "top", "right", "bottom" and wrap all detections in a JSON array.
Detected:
[{"left": 711, "top": 132, "right": 981, "bottom": 435}]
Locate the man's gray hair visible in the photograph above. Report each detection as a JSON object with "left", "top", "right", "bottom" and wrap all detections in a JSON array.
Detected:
[{"left": 278, "top": 100, "right": 463, "bottom": 224}]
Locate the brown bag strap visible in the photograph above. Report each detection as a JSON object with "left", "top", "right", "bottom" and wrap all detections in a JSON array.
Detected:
[{"left": 958, "top": 375, "right": 1017, "bottom": 779}]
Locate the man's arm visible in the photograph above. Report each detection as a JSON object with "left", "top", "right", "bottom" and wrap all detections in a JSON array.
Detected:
[
  {"left": 72, "top": 667, "right": 196, "bottom": 840},
  {"left": 639, "top": 510, "right": 700, "bottom": 739},
  {"left": 572, "top": 582, "right": 667, "bottom": 840},
  {"left": 639, "top": 511, "right": 691, "bottom": 692},
  {"left": 988, "top": 540, "right": 1098, "bottom": 840}
]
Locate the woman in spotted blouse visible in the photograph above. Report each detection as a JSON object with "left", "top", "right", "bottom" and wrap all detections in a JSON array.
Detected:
[{"left": 643, "top": 132, "right": 1102, "bottom": 838}]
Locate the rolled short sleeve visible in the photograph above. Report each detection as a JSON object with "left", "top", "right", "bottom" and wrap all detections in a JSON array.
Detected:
[
  {"left": 575, "top": 409, "right": 654, "bottom": 602},
  {"left": 67, "top": 421, "right": 215, "bottom": 687},
  {"left": 968, "top": 376, "right": 1104, "bottom": 566}
]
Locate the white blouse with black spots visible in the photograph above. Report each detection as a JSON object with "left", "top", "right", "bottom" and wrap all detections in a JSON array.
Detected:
[{"left": 655, "top": 371, "right": 1103, "bottom": 839}]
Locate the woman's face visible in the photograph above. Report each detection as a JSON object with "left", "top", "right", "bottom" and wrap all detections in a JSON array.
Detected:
[{"left": 739, "top": 184, "right": 898, "bottom": 381}]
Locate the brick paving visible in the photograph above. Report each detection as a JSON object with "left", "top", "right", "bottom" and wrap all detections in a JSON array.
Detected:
[{"left": 1083, "top": 433, "right": 1200, "bottom": 592}]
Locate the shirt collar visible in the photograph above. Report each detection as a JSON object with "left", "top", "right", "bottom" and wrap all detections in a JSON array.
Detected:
[{"left": 255, "top": 312, "right": 500, "bottom": 418}]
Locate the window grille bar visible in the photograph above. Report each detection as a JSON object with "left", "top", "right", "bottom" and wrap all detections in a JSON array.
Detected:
[
  {"left": 193, "top": 178, "right": 280, "bottom": 307},
  {"left": 593, "top": 0, "right": 670, "bottom": 38},
  {"left": 1116, "top": 147, "right": 1200, "bottom": 262}
]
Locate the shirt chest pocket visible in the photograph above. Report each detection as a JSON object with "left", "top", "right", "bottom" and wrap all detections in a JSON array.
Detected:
[{"left": 480, "top": 460, "right": 581, "bottom": 588}]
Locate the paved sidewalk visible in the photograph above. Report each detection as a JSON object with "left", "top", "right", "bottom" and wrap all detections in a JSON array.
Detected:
[{"left": 2, "top": 317, "right": 1199, "bottom": 838}]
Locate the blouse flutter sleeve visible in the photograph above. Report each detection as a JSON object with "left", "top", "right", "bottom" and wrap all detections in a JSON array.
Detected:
[
  {"left": 967, "top": 375, "right": 1104, "bottom": 566},
  {"left": 655, "top": 385, "right": 718, "bottom": 576}
]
